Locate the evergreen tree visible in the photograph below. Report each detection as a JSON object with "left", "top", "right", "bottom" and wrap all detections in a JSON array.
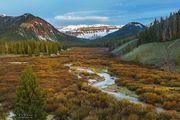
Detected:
[
  {"left": 14, "top": 66, "right": 47, "bottom": 120},
  {"left": 34, "top": 45, "right": 40, "bottom": 56},
  {"left": 27, "top": 45, "right": 32, "bottom": 56}
]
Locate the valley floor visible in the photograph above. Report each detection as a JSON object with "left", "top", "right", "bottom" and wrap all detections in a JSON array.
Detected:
[{"left": 0, "top": 48, "right": 179, "bottom": 119}]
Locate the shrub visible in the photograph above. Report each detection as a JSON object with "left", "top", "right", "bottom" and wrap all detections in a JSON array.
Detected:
[
  {"left": 158, "top": 111, "right": 180, "bottom": 120},
  {"left": 139, "top": 92, "right": 163, "bottom": 104},
  {"left": 163, "top": 101, "right": 180, "bottom": 111},
  {"left": 127, "top": 114, "right": 139, "bottom": 120}
]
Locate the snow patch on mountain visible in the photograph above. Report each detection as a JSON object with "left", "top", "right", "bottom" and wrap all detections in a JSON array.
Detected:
[
  {"left": 77, "top": 29, "right": 120, "bottom": 39},
  {"left": 134, "top": 23, "right": 144, "bottom": 29},
  {"left": 128, "top": 22, "right": 144, "bottom": 29},
  {"left": 0, "top": 14, "right": 7, "bottom": 17}
]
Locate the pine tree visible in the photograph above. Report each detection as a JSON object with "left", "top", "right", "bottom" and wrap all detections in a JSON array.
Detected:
[
  {"left": 27, "top": 45, "right": 32, "bottom": 56},
  {"left": 34, "top": 45, "right": 40, "bottom": 56},
  {"left": 14, "top": 66, "right": 47, "bottom": 120}
]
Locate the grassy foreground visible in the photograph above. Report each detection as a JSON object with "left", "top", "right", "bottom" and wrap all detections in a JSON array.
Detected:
[{"left": 0, "top": 48, "right": 179, "bottom": 120}]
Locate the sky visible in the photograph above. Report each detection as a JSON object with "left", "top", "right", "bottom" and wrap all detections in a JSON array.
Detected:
[{"left": 0, "top": 0, "right": 180, "bottom": 27}]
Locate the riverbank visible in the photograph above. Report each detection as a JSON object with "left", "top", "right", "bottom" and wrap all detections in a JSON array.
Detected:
[{"left": 64, "top": 63, "right": 165, "bottom": 112}]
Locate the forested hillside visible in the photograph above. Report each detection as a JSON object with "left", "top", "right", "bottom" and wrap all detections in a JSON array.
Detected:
[{"left": 138, "top": 10, "right": 180, "bottom": 44}]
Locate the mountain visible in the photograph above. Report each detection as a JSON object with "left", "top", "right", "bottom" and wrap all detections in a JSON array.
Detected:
[
  {"left": 102, "top": 22, "right": 146, "bottom": 39},
  {"left": 0, "top": 13, "right": 79, "bottom": 41},
  {"left": 58, "top": 24, "right": 122, "bottom": 40}
]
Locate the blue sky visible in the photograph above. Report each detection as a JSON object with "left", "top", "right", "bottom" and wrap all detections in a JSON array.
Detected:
[{"left": 0, "top": 0, "right": 180, "bottom": 26}]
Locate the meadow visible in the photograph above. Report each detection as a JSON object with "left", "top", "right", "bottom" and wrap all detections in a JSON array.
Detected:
[{"left": 0, "top": 48, "right": 179, "bottom": 120}]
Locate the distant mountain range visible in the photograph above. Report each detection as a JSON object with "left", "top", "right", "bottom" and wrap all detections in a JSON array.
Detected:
[
  {"left": 59, "top": 22, "right": 145, "bottom": 40},
  {"left": 102, "top": 22, "right": 146, "bottom": 39},
  {"left": 0, "top": 13, "right": 146, "bottom": 42},
  {"left": 0, "top": 13, "right": 79, "bottom": 42},
  {"left": 58, "top": 25, "right": 123, "bottom": 40}
]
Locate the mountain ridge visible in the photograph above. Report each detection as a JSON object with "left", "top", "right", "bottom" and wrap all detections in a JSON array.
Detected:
[
  {"left": 0, "top": 13, "right": 80, "bottom": 42},
  {"left": 102, "top": 22, "right": 146, "bottom": 39}
]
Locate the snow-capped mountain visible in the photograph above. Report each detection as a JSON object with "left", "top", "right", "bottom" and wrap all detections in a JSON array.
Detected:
[{"left": 58, "top": 24, "right": 123, "bottom": 40}]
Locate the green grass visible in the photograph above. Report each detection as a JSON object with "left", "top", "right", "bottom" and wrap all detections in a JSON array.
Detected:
[
  {"left": 92, "top": 67, "right": 107, "bottom": 73},
  {"left": 121, "top": 39, "right": 180, "bottom": 71},
  {"left": 112, "top": 39, "right": 138, "bottom": 55},
  {"left": 104, "top": 85, "right": 138, "bottom": 98}
]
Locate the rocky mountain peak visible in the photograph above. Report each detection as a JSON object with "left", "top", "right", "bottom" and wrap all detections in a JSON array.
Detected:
[{"left": 0, "top": 13, "right": 79, "bottom": 41}]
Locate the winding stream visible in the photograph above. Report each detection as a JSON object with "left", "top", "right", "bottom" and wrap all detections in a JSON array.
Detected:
[
  {"left": 6, "top": 63, "right": 164, "bottom": 119},
  {"left": 64, "top": 63, "right": 164, "bottom": 112}
]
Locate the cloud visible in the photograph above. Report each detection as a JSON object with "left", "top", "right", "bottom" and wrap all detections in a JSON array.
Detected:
[
  {"left": 64, "top": 10, "right": 126, "bottom": 16},
  {"left": 65, "top": 10, "right": 101, "bottom": 16},
  {"left": 54, "top": 15, "right": 109, "bottom": 22},
  {"left": 54, "top": 10, "right": 127, "bottom": 23}
]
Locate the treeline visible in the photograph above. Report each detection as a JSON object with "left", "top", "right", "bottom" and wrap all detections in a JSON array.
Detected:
[
  {"left": 85, "top": 36, "right": 136, "bottom": 50},
  {"left": 0, "top": 40, "right": 68, "bottom": 55},
  {"left": 138, "top": 10, "right": 180, "bottom": 44}
]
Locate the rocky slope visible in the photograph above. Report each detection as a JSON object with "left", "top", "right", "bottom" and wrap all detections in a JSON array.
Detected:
[{"left": 0, "top": 13, "right": 79, "bottom": 41}]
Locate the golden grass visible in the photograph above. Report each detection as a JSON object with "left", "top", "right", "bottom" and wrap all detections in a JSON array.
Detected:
[{"left": 0, "top": 47, "right": 179, "bottom": 117}]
